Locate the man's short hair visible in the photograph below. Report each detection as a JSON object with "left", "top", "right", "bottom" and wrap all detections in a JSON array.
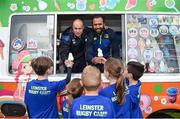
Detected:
[{"left": 92, "top": 15, "right": 105, "bottom": 22}]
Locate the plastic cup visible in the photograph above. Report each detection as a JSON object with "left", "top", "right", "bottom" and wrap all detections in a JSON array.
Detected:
[{"left": 166, "top": 87, "right": 178, "bottom": 103}]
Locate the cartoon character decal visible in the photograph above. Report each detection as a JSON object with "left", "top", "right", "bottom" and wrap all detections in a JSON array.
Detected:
[
  {"left": 140, "top": 94, "right": 153, "bottom": 114},
  {"left": 12, "top": 50, "right": 33, "bottom": 102}
]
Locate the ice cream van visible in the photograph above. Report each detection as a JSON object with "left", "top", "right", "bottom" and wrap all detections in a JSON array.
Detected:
[{"left": 0, "top": 0, "right": 180, "bottom": 118}]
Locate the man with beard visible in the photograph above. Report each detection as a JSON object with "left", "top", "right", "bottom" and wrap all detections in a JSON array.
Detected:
[{"left": 86, "top": 15, "right": 120, "bottom": 72}]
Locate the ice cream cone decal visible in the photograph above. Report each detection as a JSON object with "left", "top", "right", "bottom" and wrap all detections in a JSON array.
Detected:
[
  {"left": 0, "top": 39, "right": 4, "bottom": 60},
  {"left": 99, "top": 0, "right": 107, "bottom": 9},
  {"left": 138, "top": 38, "right": 145, "bottom": 54},
  {"left": 146, "top": 0, "right": 152, "bottom": 10},
  {"left": 0, "top": 21, "right": 2, "bottom": 27},
  {"left": 125, "top": 0, "right": 137, "bottom": 10},
  {"left": 146, "top": 0, "right": 157, "bottom": 11},
  {"left": 54, "top": 0, "right": 61, "bottom": 11}
]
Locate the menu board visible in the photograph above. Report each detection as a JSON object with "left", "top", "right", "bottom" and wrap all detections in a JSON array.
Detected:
[{"left": 127, "top": 14, "right": 180, "bottom": 73}]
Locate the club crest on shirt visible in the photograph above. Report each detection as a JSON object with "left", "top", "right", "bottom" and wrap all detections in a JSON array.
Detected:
[
  {"left": 63, "top": 35, "right": 70, "bottom": 42},
  {"left": 94, "top": 37, "right": 97, "bottom": 41},
  {"left": 104, "top": 34, "right": 109, "bottom": 39}
]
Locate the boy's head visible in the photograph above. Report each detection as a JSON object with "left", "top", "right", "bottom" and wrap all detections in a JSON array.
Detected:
[
  {"left": 81, "top": 65, "right": 101, "bottom": 91},
  {"left": 31, "top": 56, "right": 53, "bottom": 76},
  {"left": 67, "top": 78, "right": 83, "bottom": 99},
  {"left": 126, "top": 61, "right": 144, "bottom": 81}
]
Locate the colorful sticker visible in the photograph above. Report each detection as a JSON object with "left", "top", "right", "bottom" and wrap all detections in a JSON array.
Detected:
[
  {"left": 138, "top": 38, "right": 145, "bottom": 54},
  {"left": 140, "top": 94, "right": 152, "bottom": 114},
  {"left": 99, "top": 0, "right": 107, "bottom": 10},
  {"left": 23, "top": 6, "right": 31, "bottom": 12},
  {"left": 166, "top": 87, "right": 178, "bottom": 103},
  {"left": 76, "top": 0, "right": 87, "bottom": 11},
  {"left": 154, "top": 96, "right": 159, "bottom": 101},
  {"left": 38, "top": 0, "right": 48, "bottom": 11},
  {"left": 106, "top": 0, "right": 118, "bottom": 9},
  {"left": 149, "top": 60, "right": 155, "bottom": 72},
  {"left": 154, "top": 83, "right": 163, "bottom": 93},
  {"left": 149, "top": 18, "right": 158, "bottom": 28},
  {"left": 0, "top": 39, "right": 5, "bottom": 60},
  {"left": 139, "top": 27, "right": 149, "bottom": 38},
  {"left": 145, "top": 39, "right": 151, "bottom": 48},
  {"left": 67, "top": 2, "right": 75, "bottom": 9},
  {"left": 159, "top": 60, "right": 168, "bottom": 72},
  {"left": 54, "top": 0, "right": 61, "bottom": 11},
  {"left": 128, "top": 48, "right": 138, "bottom": 59},
  {"left": 161, "top": 98, "right": 167, "bottom": 105},
  {"left": 27, "top": 39, "right": 37, "bottom": 49},
  {"left": 12, "top": 38, "right": 25, "bottom": 51},
  {"left": 164, "top": 0, "right": 179, "bottom": 12},
  {"left": 154, "top": 50, "right": 163, "bottom": 60},
  {"left": 159, "top": 25, "right": 169, "bottom": 35},
  {"left": 169, "top": 25, "right": 179, "bottom": 35},
  {"left": 9, "top": 3, "right": 18, "bottom": 12},
  {"left": 150, "top": 29, "right": 159, "bottom": 37},
  {"left": 138, "top": 17, "right": 147, "bottom": 24},
  {"left": 146, "top": 0, "right": 157, "bottom": 11},
  {"left": 128, "top": 28, "right": 138, "bottom": 37},
  {"left": 125, "top": 0, "right": 137, "bottom": 10},
  {"left": 143, "top": 49, "right": 153, "bottom": 61},
  {"left": 128, "top": 38, "right": 137, "bottom": 48},
  {"left": 89, "top": 4, "right": 95, "bottom": 10}
]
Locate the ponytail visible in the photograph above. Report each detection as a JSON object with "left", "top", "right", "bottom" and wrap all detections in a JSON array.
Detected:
[
  {"left": 104, "top": 57, "right": 126, "bottom": 105},
  {"left": 115, "top": 74, "right": 126, "bottom": 105}
]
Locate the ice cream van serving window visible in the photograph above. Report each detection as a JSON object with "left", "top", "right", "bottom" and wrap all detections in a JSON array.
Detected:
[
  {"left": 127, "top": 14, "right": 180, "bottom": 73},
  {"left": 9, "top": 15, "right": 54, "bottom": 74},
  {"left": 9, "top": 14, "right": 124, "bottom": 74}
]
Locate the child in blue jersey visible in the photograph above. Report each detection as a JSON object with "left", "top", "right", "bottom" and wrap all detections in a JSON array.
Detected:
[
  {"left": 99, "top": 57, "right": 131, "bottom": 118},
  {"left": 124, "top": 61, "right": 144, "bottom": 118},
  {"left": 70, "top": 65, "right": 115, "bottom": 118},
  {"left": 24, "top": 56, "right": 73, "bottom": 118},
  {"left": 62, "top": 78, "right": 83, "bottom": 118}
]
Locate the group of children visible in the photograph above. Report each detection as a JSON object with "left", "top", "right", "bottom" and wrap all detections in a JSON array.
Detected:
[{"left": 24, "top": 56, "right": 145, "bottom": 118}]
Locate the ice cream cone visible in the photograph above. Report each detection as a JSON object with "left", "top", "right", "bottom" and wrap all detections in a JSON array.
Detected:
[
  {"left": 0, "top": 40, "right": 4, "bottom": 60},
  {"left": 0, "top": 47, "right": 4, "bottom": 59}
]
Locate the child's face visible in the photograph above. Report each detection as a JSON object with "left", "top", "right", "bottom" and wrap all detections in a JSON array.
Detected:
[{"left": 123, "top": 68, "right": 128, "bottom": 77}]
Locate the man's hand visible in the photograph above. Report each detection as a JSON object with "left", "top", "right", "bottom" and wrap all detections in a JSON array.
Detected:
[
  {"left": 92, "top": 56, "right": 107, "bottom": 64},
  {"left": 65, "top": 60, "right": 74, "bottom": 68}
]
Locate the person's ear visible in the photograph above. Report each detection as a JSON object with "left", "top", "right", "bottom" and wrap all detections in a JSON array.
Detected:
[
  {"left": 104, "top": 70, "right": 109, "bottom": 78},
  {"left": 129, "top": 73, "right": 133, "bottom": 79},
  {"left": 80, "top": 80, "right": 83, "bottom": 86},
  {"left": 46, "top": 69, "right": 50, "bottom": 74}
]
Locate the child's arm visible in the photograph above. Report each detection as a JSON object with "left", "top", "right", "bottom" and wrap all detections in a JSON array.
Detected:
[
  {"left": 65, "top": 60, "right": 73, "bottom": 84},
  {"left": 65, "top": 67, "right": 72, "bottom": 84}
]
